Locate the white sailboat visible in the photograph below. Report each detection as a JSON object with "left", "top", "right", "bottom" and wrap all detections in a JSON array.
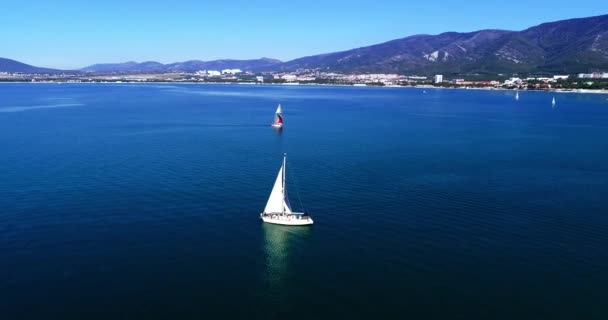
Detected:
[
  {"left": 260, "top": 154, "right": 313, "bottom": 226},
  {"left": 552, "top": 96, "right": 556, "bottom": 107},
  {"left": 515, "top": 91, "right": 519, "bottom": 101},
  {"left": 271, "top": 104, "right": 283, "bottom": 128}
]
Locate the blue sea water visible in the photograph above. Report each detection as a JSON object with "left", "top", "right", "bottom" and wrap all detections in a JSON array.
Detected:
[{"left": 1, "top": 83, "right": 607, "bottom": 319}]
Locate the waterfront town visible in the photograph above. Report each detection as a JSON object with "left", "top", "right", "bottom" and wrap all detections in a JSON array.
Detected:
[{"left": 1, "top": 69, "right": 608, "bottom": 91}]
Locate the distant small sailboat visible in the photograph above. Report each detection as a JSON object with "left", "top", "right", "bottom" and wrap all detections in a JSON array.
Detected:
[
  {"left": 552, "top": 96, "right": 556, "bottom": 107},
  {"left": 261, "top": 154, "right": 313, "bottom": 226},
  {"left": 271, "top": 104, "right": 283, "bottom": 128},
  {"left": 515, "top": 91, "right": 519, "bottom": 101}
]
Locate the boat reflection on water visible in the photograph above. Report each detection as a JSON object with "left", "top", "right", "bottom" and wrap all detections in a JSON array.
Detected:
[{"left": 261, "top": 223, "right": 311, "bottom": 299}]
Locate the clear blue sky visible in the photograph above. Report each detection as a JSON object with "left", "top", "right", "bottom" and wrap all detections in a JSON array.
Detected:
[{"left": 2, "top": 0, "right": 606, "bottom": 69}]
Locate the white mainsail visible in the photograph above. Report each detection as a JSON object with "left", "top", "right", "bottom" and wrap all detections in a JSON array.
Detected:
[
  {"left": 275, "top": 104, "right": 283, "bottom": 114},
  {"left": 263, "top": 156, "right": 292, "bottom": 214},
  {"left": 552, "top": 97, "right": 556, "bottom": 106},
  {"left": 515, "top": 91, "right": 519, "bottom": 101}
]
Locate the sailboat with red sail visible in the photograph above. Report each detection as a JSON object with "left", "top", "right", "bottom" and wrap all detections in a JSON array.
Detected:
[{"left": 271, "top": 104, "right": 283, "bottom": 128}]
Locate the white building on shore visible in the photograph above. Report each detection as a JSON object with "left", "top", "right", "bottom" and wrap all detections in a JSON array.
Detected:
[
  {"left": 504, "top": 77, "right": 523, "bottom": 86},
  {"left": 578, "top": 72, "right": 608, "bottom": 79},
  {"left": 221, "top": 69, "right": 242, "bottom": 75},
  {"left": 434, "top": 74, "right": 443, "bottom": 84},
  {"left": 281, "top": 74, "right": 297, "bottom": 82}
]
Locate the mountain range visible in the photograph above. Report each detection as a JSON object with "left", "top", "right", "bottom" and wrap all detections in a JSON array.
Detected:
[
  {"left": 2, "top": 14, "right": 607, "bottom": 75},
  {"left": 80, "top": 58, "right": 282, "bottom": 73},
  {"left": 268, "top": 14, "right": 608, "bottom": 75},
  {"left": 0, "top": 58, "right": 66, "bottom": 74}
]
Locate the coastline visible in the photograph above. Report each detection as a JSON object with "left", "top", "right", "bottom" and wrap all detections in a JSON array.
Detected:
[{"left": 1, "top": 80, "right": 607, "bottom": 95}]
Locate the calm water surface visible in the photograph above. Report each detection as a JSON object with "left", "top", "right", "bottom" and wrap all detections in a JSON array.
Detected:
[{"left": 1, "top": 84, "right": 607, "bottom": 319}]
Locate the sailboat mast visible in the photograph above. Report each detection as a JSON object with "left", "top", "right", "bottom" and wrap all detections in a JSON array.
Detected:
[{"left": 282, "top": 154, "right": 286, "bottom": 214}]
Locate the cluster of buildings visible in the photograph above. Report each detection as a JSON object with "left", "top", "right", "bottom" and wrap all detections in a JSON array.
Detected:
[
  {"left": 194, "top": 69, "right": 243, "bottom": 77},
  {"left": 274, "top": 74, "right": 316, "bottom": 82},
  {"left": 451, "top": 79, "right": 500, "bottom": 86},
  {"left": 0, "top": 72, "right": 75, "bottom": 81},
  {"left": 501, "top": 75, "right": 570, "bottom": 86},
  {"left": 578, "top": 72, "right": 608, "bottom": 79},
  {"left": 268, "top": 72, "right": 428, "bottom": 86},
  {"left": 262, "top": 71, "right": 601, "bottom": 88},
  {"left": 2, "top": 68, "right": 607, "bottom": 90}
]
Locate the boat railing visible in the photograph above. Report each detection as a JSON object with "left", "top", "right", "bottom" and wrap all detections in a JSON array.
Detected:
[{"left": 262, "top": 213, "right": 312, "bottom": 220}]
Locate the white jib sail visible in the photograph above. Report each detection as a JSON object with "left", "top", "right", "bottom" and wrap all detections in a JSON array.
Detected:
[{"left": 283, "top": 197, "right": 292, "bottom": 214}]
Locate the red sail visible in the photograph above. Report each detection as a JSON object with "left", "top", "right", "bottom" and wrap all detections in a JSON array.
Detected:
[{"left": 276, "top": 114, "right": 283, "bottom": 124}]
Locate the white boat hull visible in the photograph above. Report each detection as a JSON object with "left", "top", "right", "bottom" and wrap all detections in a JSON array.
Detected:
[
  {"left": 271, "top": 123, "right": 283, "bottom": 128},
  {"left": 261, "top": 213, "right": 313, "bottom": 226}
]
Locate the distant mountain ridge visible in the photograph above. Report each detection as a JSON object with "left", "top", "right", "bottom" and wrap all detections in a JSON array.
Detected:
[
  {"left": 80, "top": 58, "right": 282, "bottom": 73},
  {"left": 0, "top": 58, "right": 66, "bottom": 74},
  {"left": 266, "top": 14, "right": 608, "bottom": 75},
  {"left": 81, "top": 61, "right": 165, "bottom": 73},
  {"left": 1, "top": 14, "right": 608, "bottom": 75}
]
